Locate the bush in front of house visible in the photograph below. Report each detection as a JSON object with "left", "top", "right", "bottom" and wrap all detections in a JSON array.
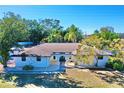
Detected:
[
  {"left": 106, "top": 58, "right": 124, "bottom": 71},
  {"left": 4, "top": 73, "right": 18, "bottom": 82},
  {"left": 105, "top": 59, "right": 113, "bottom": 69},
  {"left": 23, "top": 65, "right": 34, "bottom": 70},
  {"left": 113, "top": 60, "right": 124, "bottom": 71}
]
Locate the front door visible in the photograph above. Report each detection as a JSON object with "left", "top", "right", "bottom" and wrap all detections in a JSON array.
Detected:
[{"left": 59, "top": 56, "right": 66, "bottom": 66}]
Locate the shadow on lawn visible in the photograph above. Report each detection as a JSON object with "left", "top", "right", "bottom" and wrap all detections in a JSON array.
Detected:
[
  {"left": 94, "top": 71, "right": 124, "bottom": 87},
  {"left": 3, "top": 74, "right": 83, "bottom": 88}
]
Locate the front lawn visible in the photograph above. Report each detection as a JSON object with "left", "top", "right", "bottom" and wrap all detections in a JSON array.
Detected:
[
  {"left": 63, "top": 68, "right": 122, "bottom": 88},
  {"left": 0, "top": 80, "right": 16, "bottom": 88},
  {"left": 0, "top": 68, "right": 124, "bottom": 88}
]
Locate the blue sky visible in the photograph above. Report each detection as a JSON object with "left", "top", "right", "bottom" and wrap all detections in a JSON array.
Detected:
[{"left": 0, "top": 5, "right": 124, "bottom": 34}]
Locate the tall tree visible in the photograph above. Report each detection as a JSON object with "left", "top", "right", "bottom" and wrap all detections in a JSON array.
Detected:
[
  {"left": 46, "top": 29, "right": 63, "bottom": 43},
  {"left": 23, "top": 19, "right": 43, "bottom": 43},
  {"left": 77, "top": 27, "right": 120, "bottom": 67},
  {"left": 109, "top": 38, "right": 124, "bottom": 61},
  {"left": 64, "top": 24, "right": 83, "bottom": 42},
  {"left": 0, "top": 12, "right": 28, "bottom": 66},
  {"left": 99, "top": 27, "right": 119, "bottom": 41},
  {"left": 76, "top": 35, "right": 103, "bottom": 66},
  {"left": 40, "top": 19, "right": 63, "bottom": 38},
  {"left": 93, "top": 27, "right": 119, "bottom": 49},
  {"left": 94, "top": 29, "right": 99, "bottom": 35}
]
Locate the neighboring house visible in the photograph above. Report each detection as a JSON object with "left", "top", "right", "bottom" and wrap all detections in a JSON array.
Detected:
[
  {"left": 17, "top": 42, "right": 34, "bottom": 48},
  {"left": 9, "top": 41, "right": 34, "bottom": 57},
  {"left": 9, "top": 43, "right": 113, "bottom": 71},
  {"left": 9, "top": 47, "right": 23, "bottom": 56}
]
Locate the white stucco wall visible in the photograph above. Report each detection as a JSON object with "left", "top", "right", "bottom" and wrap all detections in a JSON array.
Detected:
[
  {"left": 75, "top": 55, "right": 109, "bottom": 68},
  {"left": 94, "top": 56, "right": 109, "bottom": 67},
  {"left": 52, "top": 53, "right": 72, "bottom": 64},
  {"left": 11, "top": 56, "right": 50, "bottom": 67},
  {"left": 11, "top": 54, "right": 109, "bottom": 71}
]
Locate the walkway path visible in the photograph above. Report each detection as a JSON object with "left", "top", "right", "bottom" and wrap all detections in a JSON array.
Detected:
[{"left": 24, "top": 84, "right": 44, "bottom": 88}]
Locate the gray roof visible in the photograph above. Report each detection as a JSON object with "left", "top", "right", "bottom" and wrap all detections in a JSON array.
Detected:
[
  {"left": 16, "top": 43, "right": 113, "bottom": 57},
  {"left": 20, "top": 43, "right": 79, "bottom": 56},
  {"left": 72, "top": 48, "right": 113, "bottom": 56}
]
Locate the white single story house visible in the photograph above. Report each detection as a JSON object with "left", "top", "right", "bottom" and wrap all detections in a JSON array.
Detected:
[{"left": 8, "top": 43, "right": 113, "bottom": 72}]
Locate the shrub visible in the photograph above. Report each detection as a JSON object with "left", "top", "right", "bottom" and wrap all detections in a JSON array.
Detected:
[
  {"left": 75, "top": 62, "right": 80, "bottom": 66},
  {"left": 113, "top": 60, "right": 124, "bottom": 71},
  {"left": 4, "top": 74, "right": 17, "bottom": 81},
  {"left": 106, "top": 58, "right": 124, "bottom": 71},
  {"left": 23, "top": 65, "right": 34, "bottom": 70},
  {"left": 105, "top": 59, "right": 113, "bottom": 69},
  {"left": 0, "top": 61, "right": 3, "bottom": 64}
]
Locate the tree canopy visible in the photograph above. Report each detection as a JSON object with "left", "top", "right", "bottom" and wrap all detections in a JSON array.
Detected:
[
  {"left": 0, "top": 12, "right": 29, "bottom": 65},
  {"left": 64, "top": 24, "right": 83, "bottom": 42},
  {"left": 44, "top": 29, "right": 63, "bottom": 43},
  {"left": 76, "top": 27, "right": 122, "bottom": 66}
]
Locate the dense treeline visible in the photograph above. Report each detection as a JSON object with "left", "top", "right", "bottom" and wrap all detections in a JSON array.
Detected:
[{"left": 0, "top": 12, "right": 84, "bottom": 43}]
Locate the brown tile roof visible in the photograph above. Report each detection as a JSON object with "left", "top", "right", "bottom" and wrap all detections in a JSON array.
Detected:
[{"left": 21, "top": 43, "right": 79, "bottom": 56}]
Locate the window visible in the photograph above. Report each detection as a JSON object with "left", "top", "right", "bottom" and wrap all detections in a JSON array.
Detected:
[
  {"left": 53, "top": 56, "right": 56, "bottom": 59},
  {"left": 98, "top": 56, "right": 103, "bottom": 60},
  {"left": 22, "top": 56, "right": 26, "bottom": 61},
  {"left": 36, "top": 56, "right": 41, "bottom": 61}
]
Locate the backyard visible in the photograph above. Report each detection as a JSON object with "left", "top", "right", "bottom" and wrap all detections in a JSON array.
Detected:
[{"left": 0, "top": 68, "right": 124, "bottom": 88}]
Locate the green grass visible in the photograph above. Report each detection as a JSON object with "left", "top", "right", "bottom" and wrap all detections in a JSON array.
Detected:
[{"left": 0, "top": 80, "right": 16, "bottom": 88}]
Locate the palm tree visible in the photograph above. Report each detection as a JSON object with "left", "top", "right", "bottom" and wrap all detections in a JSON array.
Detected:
[
  {"left": 64, "top": 24, "right": 82, "bottom": 42},
  {"left": 47, "top": 29, "right": 63, "bottom": 43}
]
